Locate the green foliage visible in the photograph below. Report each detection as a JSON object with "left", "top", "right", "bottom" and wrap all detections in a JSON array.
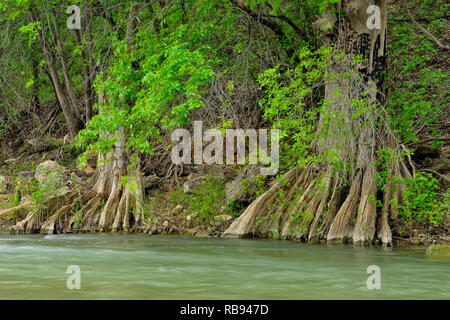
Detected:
[
  {"left": 258, "top": 45, "right": 328, "bottom": 170},
  {"left": 399, "top": 172, "right": 448, "bottom": 225},
  {"left": 387, "top": 0, "right": 449, "bottom": 144},
  {"left": 254, "top": 175, "right": 267, "bottom": 196},
  {"left": 146, "top": 176, "right": 239, "bottom": 227},
  {"left": 240, "top": 175, "right": 267, "bottom": 198},
  {"left": 59, "top": 144, "right": 84, "bottom": 167},
  {"left": 31, "top": 167, "right": 66, "bottom": 204},
  {"left": 228, "top": 199, "right": 246, "bottom": 216},
  {"left": 18, "top": 21, "right": 40, "bottom": 43},
  {"left": 290, "top": 210, "right": 314, "bottom": 234},
  {"left": 77, "top": 23, "right": 214, "bottom": 157},
  {"left": 186, "top": 176, "right": 229, "bottom": 226}
]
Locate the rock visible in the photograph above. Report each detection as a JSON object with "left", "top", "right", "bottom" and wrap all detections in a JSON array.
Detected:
[
  {"left": 426, "top": 244, "right": 450, "bottom": 256},
  {"left": 20, "top": 195, "right": 31, "bottom": 204},
  {"left": 394, "top": 238, "right": 411, "bottom": 247},
  {"left": 186, "top": 228, "right": 197, "bottom": 236},
  {"left": 445, "top": 173, "right": 450, "bottom": 189},
  {"left": 214, "top": 214, "right": 233, "bottom": 222},
  {"left": 25, "top": 138, "right": 57, "bottom": 154},
  {"left": 186, "top": 215, "right": 193, "bottom": 227},
  {"left": 143, "top": 175, "right": 159, "bottom": 189},
  {"left": 145, "top": 225, "right": 158, "bottom": 235},
  {"left": 225, "top": 165, "right": 265, "bottom": 204},
  {"left": 431, "top": 157, "right": 450, "bottom": 173},
  {"left": 35, "top": 160, "right": 70, "bottom": 195},
  {"left": 186, "top": 213, "right": 197, "bottom": 221},
  {"left": 171, "top": 204, "right": 184, "bottom": 215},
  {"left": 196, "top": 164, "right": 224, "bottom": 177},
  {"left": 195, "top": 230, "right": 210, "bottom": 238},
  {"left": 183, "top": 174, "right": 205, "bottom": 194},
  {"left": 430, "top": 150, "right": 450, "bottom": 174},
  {"left": 186, "top": 213, "right": 197, "bottom": 227}
]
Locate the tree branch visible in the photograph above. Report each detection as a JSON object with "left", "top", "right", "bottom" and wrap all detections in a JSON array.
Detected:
[
  {"left": 229, "top": 0, "right": 296, "bottom": 58},
  {"left": 399, "top": 0, "right": 449, "bottom": 50}
]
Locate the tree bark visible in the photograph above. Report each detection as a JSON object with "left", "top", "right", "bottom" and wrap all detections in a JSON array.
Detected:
[
  {"left": 31, "top": 9, "right": 83, "bottom": 138},
  {"left": 50, "top": 10, "right": 83, "bottom": 124}
]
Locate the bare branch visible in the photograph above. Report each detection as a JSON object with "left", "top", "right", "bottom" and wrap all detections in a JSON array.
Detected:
[{"left": 399, "top": 0, "right": 449, "bottom": 50}]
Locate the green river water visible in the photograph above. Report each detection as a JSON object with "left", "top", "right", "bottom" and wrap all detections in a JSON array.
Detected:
[{"left": 0, "top": 233, "right": 448, "bottom": 299}]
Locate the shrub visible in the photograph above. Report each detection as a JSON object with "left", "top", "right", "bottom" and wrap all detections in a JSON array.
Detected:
[{"left": 399, "top": 172, "right": 448, "bottom": 225}]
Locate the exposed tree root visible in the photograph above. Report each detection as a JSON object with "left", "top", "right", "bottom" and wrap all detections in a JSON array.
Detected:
[
  {"left": 11, "top": 210, "right": 39, "bottom": 234},
  {"left": 10, "top": 140, "right": 148, "bottom": 234},
  {"left": 223, "top": 155, "right": 411, "bottom": 246}
]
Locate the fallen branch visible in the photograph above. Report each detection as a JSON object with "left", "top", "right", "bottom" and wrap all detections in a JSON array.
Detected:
[
  {"left": 407, "top": 137, "right": 450, "bottom": 147},
  {"left": 419, "top": 169, "right": 450, "bottom": 184},
  {"left": 399, "top": 0, "right": 449, "bottom": 50}
]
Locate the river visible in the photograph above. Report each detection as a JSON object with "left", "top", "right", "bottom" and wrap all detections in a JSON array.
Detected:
[{"left": 0, "top": 233, "right": 448, "bottom": 299}]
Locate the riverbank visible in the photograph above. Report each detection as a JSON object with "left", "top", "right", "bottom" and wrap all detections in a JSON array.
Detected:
[
  {"left": 1, "top": 150, "right": 449, "bottom": 247},
  {"left": 1, "top": 217, "right": 449, "bottom": 248}
]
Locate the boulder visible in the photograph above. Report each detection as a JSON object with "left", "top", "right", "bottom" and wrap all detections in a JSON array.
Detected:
[
  {"left": 183, "top": 165, "right": 225, "bottom": 194},
  {"left": 27, "top": 138, "right": 52, "bottom": 153},
  {"left": 183, "top": 174, "right": 205, "bottom": 194},
  {"left": 143, "top": 175, "right": 159, "bottom": 190},
  {"left": 225, "top": 165, "right": 265, "bottom": 204},
  {"left": 426, "top": 244, "right": 450, "bottom": 257},
  {"left": 22, "top": 138, "right": 59, "bottom": 154},
  {"left": 35, "top": 160, "right": 70, "bottom": 195}
]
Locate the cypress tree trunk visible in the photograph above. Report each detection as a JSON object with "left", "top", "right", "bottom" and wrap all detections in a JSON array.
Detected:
[{"left": 224, "top": 0, "right": 411, "bottom": 246}]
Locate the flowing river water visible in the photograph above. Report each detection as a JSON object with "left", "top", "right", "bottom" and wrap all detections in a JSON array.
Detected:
[{"left": 0, "top": 233, "right": 448, "bottom": 299}]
